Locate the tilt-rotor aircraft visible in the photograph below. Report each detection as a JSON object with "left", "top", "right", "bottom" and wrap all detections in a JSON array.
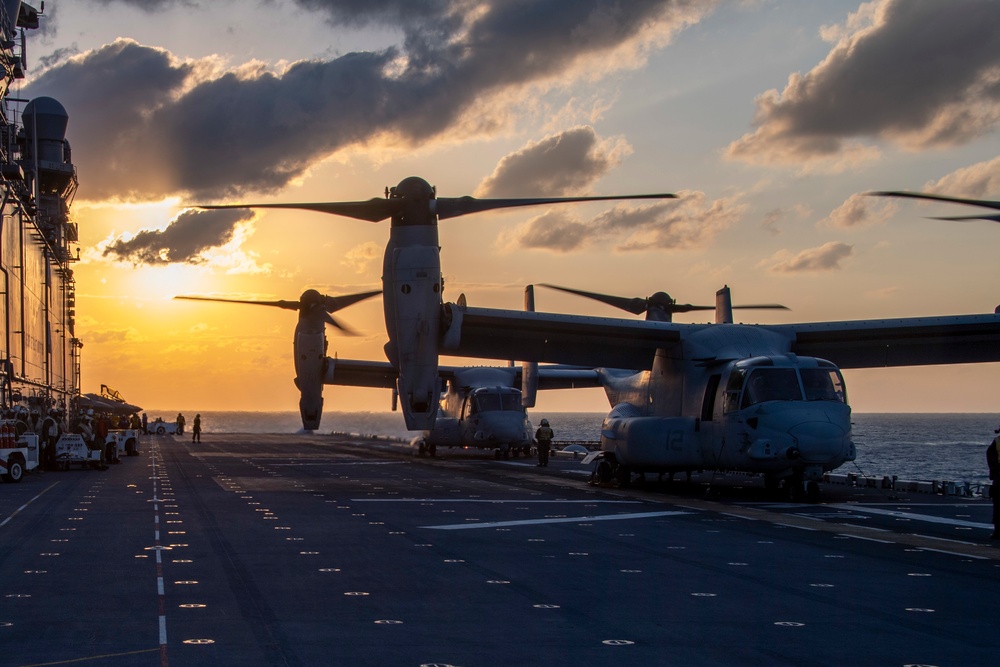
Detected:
[
  {"left": 177, "top": 289, "right": 596, "bottom": 457},
  {"left": 194, "top": 177, "right": 673, "bottom": 432},
  {"left": 438, "top": 282, "right": 1000, "bottom": 501}
]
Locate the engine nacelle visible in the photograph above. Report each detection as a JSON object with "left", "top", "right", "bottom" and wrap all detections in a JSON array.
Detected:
[
  {"left": 600, "top": 412, "right": 702, "bottom": 469},
  {"left": 293, "top": 326, "right": 326, "bottom": 431},
  {"left": 384, "top": 241, "right": 441, "bottom": 430}
]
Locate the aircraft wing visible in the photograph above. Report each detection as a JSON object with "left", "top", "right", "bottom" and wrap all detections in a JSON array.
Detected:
[
  {"left": 786, "top": 314, "right": 1000, "bottom": 368},
  {"left": 535, "top": 366, "right": 602, "bottom": 389},
  {"left": 442, "top": 304, "right": 679, "bottom": 369},
  {"left": 443, "top": 304, "right": 1000, "bottom": 371},
  {"left": 326, "top": 357, "right": 601, "bottom": 389},
  {"left": 325, "top": 358, "right": 398, "bottom": 389}
]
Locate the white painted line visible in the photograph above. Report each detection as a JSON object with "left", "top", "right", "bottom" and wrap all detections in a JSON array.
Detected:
[
  {"left": 918, "top": 547, "right": 988, "bottom": 560},
  {"left": 840, "top": 534, "right": 893, "bottom": 544},
  {"left": 352, "top": 498, "right": 641, "bottom": 504},
  {"left": 772, "top": 522, "right": 818, "bottom": 531},
  {"left": 827, "top": 504, "right": 992, "bottom": 529},
  {"left": 838, "top": 523, "right": 892, "bottom": 532},
  {"left": 0, "top": 482, "right": 60, "bottom": 528},
  {"left": 422, "top": 511, "right": 691, "bottom": 530},
  {"left": 908, "top": 534, "right": 979, "bottom": 546}
]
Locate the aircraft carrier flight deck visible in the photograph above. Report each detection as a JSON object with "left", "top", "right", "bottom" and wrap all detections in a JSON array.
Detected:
[{"left": 1, "top": 433, "right": 998, "bottom": 666}]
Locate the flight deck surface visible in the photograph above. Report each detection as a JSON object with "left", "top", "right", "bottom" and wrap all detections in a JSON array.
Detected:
[{"left": 1, "top": 433, "right": 997, "bottom": 666}]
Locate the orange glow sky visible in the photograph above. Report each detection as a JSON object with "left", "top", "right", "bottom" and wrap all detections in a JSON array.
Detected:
[{"left": 20, "top": 1, "right": 1000, "bottom": 418}]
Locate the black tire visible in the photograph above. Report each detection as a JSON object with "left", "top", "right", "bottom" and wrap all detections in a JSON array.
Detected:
[
  {"left": 5, "top": 457, "right": 24, "bottom": 483},
  {"left": 593, "top": 459, "right": 612, "bottom": 485},
  {"left": 156, "top": 426, "right": 166, "bottom": 435}
]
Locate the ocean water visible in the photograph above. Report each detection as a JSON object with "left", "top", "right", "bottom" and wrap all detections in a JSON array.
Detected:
[{"left": 149, "top": 410, "right": 998, "bottom": 485}]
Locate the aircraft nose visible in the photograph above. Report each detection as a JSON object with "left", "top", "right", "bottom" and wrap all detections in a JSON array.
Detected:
[
  {"left": 479, "top": 414, "right": 526, "bottom": 442},
  {"left": 788, "top": 420, "right": 849, "bottom": 463}
]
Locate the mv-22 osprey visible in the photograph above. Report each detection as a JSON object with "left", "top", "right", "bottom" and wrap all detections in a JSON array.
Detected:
[
  {"left": 187, "top": 178, "right": 672, "bottom": 453},
  {"left": 452, "top": 281, "right": 1000, "bottom": 500},
  {"left": 196, "top": 178, "right": 1000, "bottom": 500}
]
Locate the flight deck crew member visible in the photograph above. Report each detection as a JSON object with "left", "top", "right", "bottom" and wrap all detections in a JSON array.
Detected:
[
  {"left": 535, "top": 418, "right": 553, "bottom": 467},
  {"left": 176, "top": 413, "right": 186, "bottom": 435},
  {"left": 989, "top": 428, "right": 1000, "bottom": 540},
  {"left": 192, "top": 414, "right": 202, "bottom": 443}
]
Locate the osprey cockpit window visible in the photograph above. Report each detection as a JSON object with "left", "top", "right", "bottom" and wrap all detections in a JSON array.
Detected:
[
  {"left": 723, "top": 368, "right": 746, "bottom": 413},
  {"left": 500, "top": 391, "right": 523, "bottom": 412},
  {"left": 801, "top": 368, "right": 847, "bottom": 403},
  {"left": 740, "top": 368, "right": 801, "bottom": 409}
]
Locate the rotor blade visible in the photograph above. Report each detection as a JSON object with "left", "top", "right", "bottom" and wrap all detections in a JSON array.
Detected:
[
  {"left": 670, "top": 303, "right": 714, "bottom": 313},
  {"left": 174, "top": 295, "right": 302, "bottom": 311},
  {"left": 196, "top": 198, "right": 402, "bottom": 222},
  {"left": 436, "top": 193, "right": 676, "bottom": 220},
  {"left": 868, "top": 191, "right": 1000, "bottom": 211},
  {"left": 732, "top": 304, "right": 790, "bottom": 311},
  {"left": 929, "top": 214, "right": 1000, "bottom": 223},
  {"left": 321, "top": 290, "right": 381, "bottom": 313},
  {"left": 538, "top": 283, "right": 648, "bottom": 315},
  {"left": 323, "top": 312, "right": 359, "bottom": 336}
]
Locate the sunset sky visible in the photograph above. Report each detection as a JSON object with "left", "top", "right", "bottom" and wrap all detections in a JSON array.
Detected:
[{"left": 19, "top": 0, "right": 1000, "bottom": 418}]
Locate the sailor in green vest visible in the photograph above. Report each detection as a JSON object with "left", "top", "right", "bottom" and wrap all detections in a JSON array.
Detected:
[{"left": 535, "top": 418, "right": 554, "bottom": 467}]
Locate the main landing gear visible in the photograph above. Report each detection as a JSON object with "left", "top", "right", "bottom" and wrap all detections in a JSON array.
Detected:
[
  {"left": 765, "top": 474, "right": 820, "bottom": 503},
  {"left": 416, "top": 439, "right": 437, "bottom": 457}
]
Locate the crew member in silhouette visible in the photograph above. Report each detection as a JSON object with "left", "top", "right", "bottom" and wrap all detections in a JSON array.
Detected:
[
  {"left": 535, "top": 418, "right": 553, "bottom": 467},
  {"left": 989, "top": 428, "right": 1000, "bottom": 540},
  {"left": 176, "top": 413, "right": 186, "bottom": 435},
  {"left": 192, "top": 414, "right": 202, "bottom": 443}
]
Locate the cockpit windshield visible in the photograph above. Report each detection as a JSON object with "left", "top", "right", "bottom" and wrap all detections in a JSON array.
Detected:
[
  {"left": 471, "top": 390, "right": 524, "bottom": 414},
  {"left": 801, "top": 368, "right": 846, "bottom": 403},
  {"left": 734, "top": 366, "right": 847, "bottom": 410},
  {"left": 740, "top": 368, "right": 802, "bottom": 409}
]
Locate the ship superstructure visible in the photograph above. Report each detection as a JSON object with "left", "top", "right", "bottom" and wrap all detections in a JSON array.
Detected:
[{"left": 0, "top": 1, "right": 80, "bottom": 415}]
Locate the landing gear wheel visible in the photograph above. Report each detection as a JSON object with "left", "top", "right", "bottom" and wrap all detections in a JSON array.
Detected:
[
  {"left": 3, "top": 458, "right": 24, "bottom": 483},
  {"left": 592, "top": 459, "right": 612, "bottom": 485}
]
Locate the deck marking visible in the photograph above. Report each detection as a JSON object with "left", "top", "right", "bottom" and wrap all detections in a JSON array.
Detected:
[
  {"left": 827, "top": 504, "right": 992, "bottom": 529},
  {"left": 840, "top": 534, "right": 893, "bottom": 544},
  {"left": 0, "top": 482, "right": 60, "bottom": 527},
  {"left": 918, "top": 547, "right": 988, "bottom": 560},
  {"left": 422, "top": 510, "right": 691, "bottom": 530},
  {"left": 353, "top": 498, "right": 641, "bottom": 504}
]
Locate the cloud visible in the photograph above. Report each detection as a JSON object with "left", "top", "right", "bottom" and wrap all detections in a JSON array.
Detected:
[
  {"left": 760, "top": 204, "right": 811, "bottom": 235},
  {"left": 102, "top": 208, "right": 255, "bottom": 265},
  {"left": 475, "top": 126, "right": 631, "bottom": 197},
  {"left": 821, "top": 193, "right": 897, "bottom": 229},
  {"left": 27, "top": 1, "right": 714, "bottom": 202},
  {"left": 726, "top": 0, "right": 1000, "bottom": 169},
  {"left": 925, "top": 154, "right": 1000, "bottom": 197},
  {"left": 499, "top": 190, "right": 744, "bottom": 253},
  {"left": 341, "top": 241, "right": 383, "bottom": 274},
  {"left": 764, "top": 241, "right": 854, "bottom": 273}
]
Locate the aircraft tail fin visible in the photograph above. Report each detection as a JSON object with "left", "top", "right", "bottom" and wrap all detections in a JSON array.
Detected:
[{"left": 716, "top": 285, "right": 734, "bottom": 324}]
